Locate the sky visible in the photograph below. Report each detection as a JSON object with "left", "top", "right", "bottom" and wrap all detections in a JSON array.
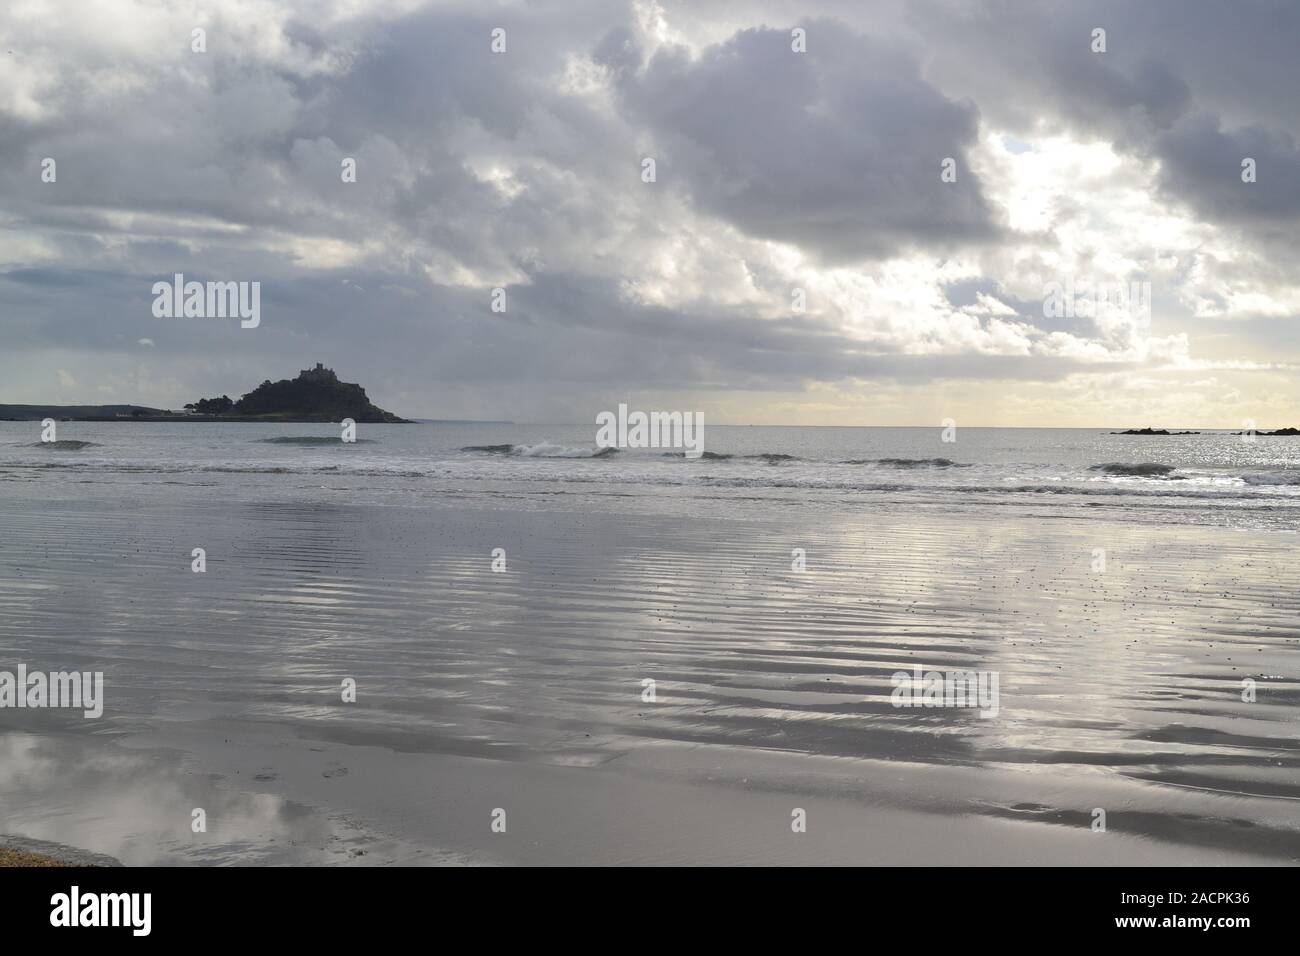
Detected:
[{"left": 2, "top": 0, "right": 1299, "bottom": 426}]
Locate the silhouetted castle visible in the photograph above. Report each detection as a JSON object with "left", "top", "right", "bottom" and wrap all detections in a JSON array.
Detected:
[
  {"left": 184, "top": 364, "right": 407, "bottom": 422},
  {"left": 299, "top": 362, "right": 339, "bottom": 384}
]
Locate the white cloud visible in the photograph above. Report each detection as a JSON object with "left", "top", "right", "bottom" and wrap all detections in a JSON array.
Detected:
[{"left": 2, "top": 0, "right": 1299, "bottom": 423}]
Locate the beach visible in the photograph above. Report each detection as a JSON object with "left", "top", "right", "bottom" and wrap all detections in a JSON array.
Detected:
[{"left": 2, "top": 423, "right": 1298, "bottom": 865}]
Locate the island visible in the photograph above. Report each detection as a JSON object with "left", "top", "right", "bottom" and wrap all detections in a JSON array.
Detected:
[
  {"left": 1110, "top": 428, "right": 1202, "bottom": 435},
  {"left": 1234, "top": 427, "right": 1300, "bottom": 436},
  {"left": 1110, "top": 426, "right": 1300, "bottom": 436},
  {"left": 0, "top": 364, "right": 410, "bottom": 423}
]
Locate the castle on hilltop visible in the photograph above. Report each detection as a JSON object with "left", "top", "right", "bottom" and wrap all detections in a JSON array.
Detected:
[
  {"left": 182, "top": 363, "right": 407, "bottom": 422},
  {"left": 299, "top": 363, "right": 339, "bottom": 383}
]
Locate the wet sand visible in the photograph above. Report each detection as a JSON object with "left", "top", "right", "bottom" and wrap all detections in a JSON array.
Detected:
[
  {"left": 0, "top": 848, "right": 66, "bottom": 867},
  {"left": 0, "top": 835, "right": 119, "bottom": 867},
  {"left": 1, "top": 494, "right": 1298, "bottom": 864}
]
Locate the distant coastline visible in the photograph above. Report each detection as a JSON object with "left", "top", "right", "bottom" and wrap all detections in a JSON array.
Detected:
[
  {"left": 0, "top": 364, "right": 414, "bottom": 424},
  {"left": 1111, "top": 427, "right": 1202, "bottom": 435},
  {"left": 410, "top": 419, "right": 515, "bottom": 425},
  {"left": 0, "top": 407, "right": 514, "bottom": 425},
  {"left": 1111, "top": 426, "right": 1300, "bottom": 436}
]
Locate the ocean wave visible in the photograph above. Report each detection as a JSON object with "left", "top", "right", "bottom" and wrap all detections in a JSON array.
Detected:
[
  {"left": 1089, "top": 462, "right": 1178, "bottom": 477},
  {"left": 845, "top": 457, "right": 968, "bottom": 468},
  {"left": 11, "top": 456, "right": 1300, "bottom": 503},
  {"left": 696, "top": 476, "right": 1299, "bottom": 500},
  {"left": 29, "top": 440, "right": 100, "bottom": 450},
  {"left": 255, "top": 436, "right": 377, "bottom": 445},
  {"left": 462, "top": 442, "right": 618, "bottom": 458},
  {"left": 1242, "top": 471, "right": 1300, "bottom": 486},
  {"left": 660, "top": 451, "right": 798, "bottom": 463}
]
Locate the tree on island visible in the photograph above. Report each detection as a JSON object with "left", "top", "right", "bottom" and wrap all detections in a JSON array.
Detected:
[{"left": 185, "top": 395, "right": 235, "bottom": 415}]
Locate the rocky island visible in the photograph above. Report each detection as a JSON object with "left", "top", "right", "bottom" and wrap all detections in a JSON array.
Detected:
[
  {"left": 185, "top": 364, "right": 407, "bottom": 423},
  {"left": 0, "top": 364, "right": 409, "bottom": 423},
  {"left": 1110, "top": 426, "right": 1300, "bottom": 436}
]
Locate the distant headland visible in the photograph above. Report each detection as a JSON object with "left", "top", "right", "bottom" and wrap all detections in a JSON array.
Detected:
[
  {"left": 1111, "top": 426, "right": 1300, "bottom": 436},
  {"left": 0, "top": 364, "right": 410, "bottom": 423},
  {"left": 1239, "top": 427, "right": 1300, "bottom": 436}
]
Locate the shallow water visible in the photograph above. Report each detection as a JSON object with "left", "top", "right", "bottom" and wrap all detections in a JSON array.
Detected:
[
  {"left": 1, "top": 423, "right": 1298, "bottom": 864},
  {"left": 4, "top": 422, "right": 1300, "bottom": 523}
]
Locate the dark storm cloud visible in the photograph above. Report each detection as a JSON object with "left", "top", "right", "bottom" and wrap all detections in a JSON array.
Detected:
[
  {"left": 602, "top": 20, "right": 1000, "bottom": 263},
  {"left": 0, "top": 258, "right": 1101, "bottom": 413},
  {"left": 903, "top": 0, "right": 1300, "bottom": 233},
  {"left": 2, "top": 0, "right": 1299, "bottom": 413},
  {"left": 1154, "top": 113, "right": 1300, "bottom": 223}
]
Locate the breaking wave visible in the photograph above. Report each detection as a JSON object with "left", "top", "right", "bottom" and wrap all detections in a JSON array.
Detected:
[
  {"left": 462, "top": 442, "right": 618, "bottom": 458},
  {"left": 845, "top": 457, "right": 968, "bottom": 468},
  {"left": 1089, "top": 462, "right": 1178, "bottom": 478},
  {"left": 1242, "top": 471, "right": 1300, "bottom": 486},
  {"left": 30, "top": 440, "right": 100, "bottom": 450},
  {"left": 660, "top": 451, "right": 798, "bottom": 463}
]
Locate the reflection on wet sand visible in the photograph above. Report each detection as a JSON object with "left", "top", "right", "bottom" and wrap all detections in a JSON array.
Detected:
[
  {"left": 0, "top": 732, "right": 355, "bottom": 866},
  {"left": 1, "top": 496, "right": 1298, "bottom": 864}
]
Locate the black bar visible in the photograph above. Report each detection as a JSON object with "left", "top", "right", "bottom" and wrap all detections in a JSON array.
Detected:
[{"left": 0, "top": 867, "right": 1286, "bottom": 942}]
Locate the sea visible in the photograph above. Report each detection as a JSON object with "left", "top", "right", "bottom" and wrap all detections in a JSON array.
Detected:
[
  {"left": 4, "top": 422, "right": 1300, "bottom": 528},
  {"left": 1, "top": 422, "right": 1298, "bottom": 864}
]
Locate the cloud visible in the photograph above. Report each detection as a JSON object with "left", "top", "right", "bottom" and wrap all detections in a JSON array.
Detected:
[
  {"left": 603, "top": 20, "right": 1000, "bottom": 262},
  {"left": 1154, "top": 113, "right": 1300, "bottom": 227},
  {"left": 1, "top": 0, "right": 1299, "bottom": 423}
]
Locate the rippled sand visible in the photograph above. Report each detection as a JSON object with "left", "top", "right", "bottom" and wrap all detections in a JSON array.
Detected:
[{"left": 1, "top": 494, "right": 1297, "bottom": 864}]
